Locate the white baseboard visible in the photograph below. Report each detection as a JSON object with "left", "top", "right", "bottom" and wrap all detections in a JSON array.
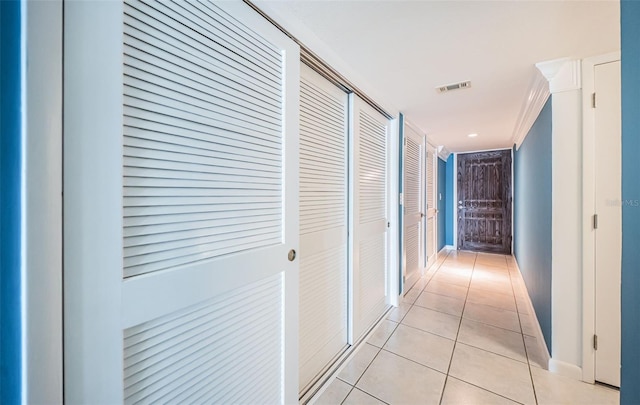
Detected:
[
  {"left": 511, "top": 258, "right": 551, "bottom": 370},
  {"left": 549, "top": 359, "right": 583, "bottom": 380},
  {"left": 440, "top": 245, "right": 454, "bottom": 252}
]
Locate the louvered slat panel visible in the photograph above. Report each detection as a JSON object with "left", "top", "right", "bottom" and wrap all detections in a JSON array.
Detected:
[
  {"left": 298, "top": 65, "right": 348, "bottom": 391},
  {"left": 406, "top": 224, "right": 419, "bottom": 276},
  {"left": 427, "top": 149, "right": 434, "bottom": 209},
  {"left": 299, "top": 77, "right": 347, "bottom": 235},
  {"left": 123, "top": 273, "right": 283, "bottom": 404},
  {"left": 299, "top": 245, "right": 347, "bottom": 365},
  {"left": 427, "top": 218, "right": 435, "bottom": 264},
  {"left": 405, "top": 137, "right": 421, "bottom": 214},
  {"left": 359, "top": 234, "right": 388, "bottom": 330},
  {"left": 122, "top": 0, "right": 284, "bottom": 278},
  {"left": 359, "top": 111, "right": 387, "bottom": 225}
]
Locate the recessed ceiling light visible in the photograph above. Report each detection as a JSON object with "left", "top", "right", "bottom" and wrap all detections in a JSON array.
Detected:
[{"left": 468, "top": 133, "right": 478, "bottom": 138}]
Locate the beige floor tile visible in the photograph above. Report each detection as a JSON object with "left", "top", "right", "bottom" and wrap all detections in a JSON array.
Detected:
[
  {"left": 524, "top": 335, "right": 549, "bottom": 369},
  {"left": 356, "top": 350, "right": 446, "bottom": 405},
  {"left": 449, "top": 343, "right": 536, "bottom": 405},
  {"left": 402, "top": 305, "right": 461, "bottom": 340},
  {"left": 414, "top": 291, "right": 465, "bottom": 317},
  {"left": 441, "top": 377, "right": 519, "bottom": 405},
  {"left": 433, "top": 272, "right": 471, "bottom": 287},
  {"left": 474, "top": 263, "right": 510, "bottom": 274},
  {"left": 472, "top": 269, "right": 511, "bottom": 283},
  {"left": 312, "top": 378, "right": 352, "bottom": 405},
  {"left": 457, "top": 319, "right": 527, "bottom": 363},
  {"left": 463, "top": 303, "right": 521, "bottom": 333},
  {"left": 337, "top": 343, "right": 380, "bottom": 385},
  {"left": 438, "top": 266, "right": 474, "bottom": 278},
  {"left": 469, "top": 278, "right": 513, "bottom": 295},
  {"left": 519, "top": 313, "right": 539, "bottom": 337},
  {"left": 466, "top": 288, "right": 517, "bottom": 312},
  {"left": 531, "top": 366, "right": 619, "bottom": 405},
  {"left": 383, "top": 324, "right": 455, "bottom": 373},
  {"left": 401, "top": 286, "right": 421, "bottom": 304},
  {"left": 425, "top": 280, "right": 469, "bottom": 300},
  {"left": 367, "top": 319, "right": 399, "bottom": 348},
  {"left": 409, "top": 276, "right": 430, "bottom": 292},
  {"left": 386, "top": 302, "right": 411, "bottom": 322},
  {"left": 342, "top": 388, "right": 386, "bottom": 405}
]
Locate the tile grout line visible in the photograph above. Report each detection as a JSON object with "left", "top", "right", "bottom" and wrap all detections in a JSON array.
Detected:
[
  {"left": 506, "top": 255, "right": 540, "bottom": 405},
  {"left": 343, "top": 251, "right": 448, "bottom": 404},
  {"left": 438, "top": 251, "right": 478, "bottom": 405}
]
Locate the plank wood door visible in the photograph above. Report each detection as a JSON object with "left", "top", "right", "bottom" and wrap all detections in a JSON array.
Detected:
[{"left": 457, "top": 150, "right": 512, "bottom": 254}]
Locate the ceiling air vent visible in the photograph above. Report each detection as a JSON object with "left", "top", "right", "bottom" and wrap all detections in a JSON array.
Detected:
[{"left": 436, "top": 80, "right": 471, "bottom": 94}]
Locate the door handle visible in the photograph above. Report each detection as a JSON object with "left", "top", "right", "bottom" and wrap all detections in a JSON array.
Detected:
[{"left": 288, "top": 249, "right": 296, "bottom": 262}]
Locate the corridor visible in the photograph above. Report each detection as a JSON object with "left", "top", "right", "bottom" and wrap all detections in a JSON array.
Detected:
[{"left": 312, "top": 250, "right": 619, "bottom": 405}]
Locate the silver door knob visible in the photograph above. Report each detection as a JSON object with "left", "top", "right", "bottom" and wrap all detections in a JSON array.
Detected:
[{"left": 288, "top": 249, "right": 297, "bottom": 262}]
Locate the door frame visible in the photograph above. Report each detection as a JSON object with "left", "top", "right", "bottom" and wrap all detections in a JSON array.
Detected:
[
  {"left": 426, "top": 142, "right": 438, "bottom": 267},
  {"left": 581, "top": 51, "right": 621, "bottom": 384}
]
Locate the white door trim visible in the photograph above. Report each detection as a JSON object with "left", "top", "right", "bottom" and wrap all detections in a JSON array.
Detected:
[{"left": 581, "top": 51, "right": 621, "bottom": 384}]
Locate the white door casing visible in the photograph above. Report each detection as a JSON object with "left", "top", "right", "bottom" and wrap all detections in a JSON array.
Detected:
[
  {"left": 298, "top": 63, "right": 349, "bottom": 393},
  {"left": 64, "top": 1, "right": 300, "bottom": 403},
  {"left": 350, "top": 95, "right": 391, "bottom": 342},
  {"left": 426, "top": 143, "right": 438, "bottom": 267},
  {"left": 593, "top": 60, "right": 622, "bottom": 387},
  {"left": 403, "top": 121, "right": 426, "bottom": 291}
]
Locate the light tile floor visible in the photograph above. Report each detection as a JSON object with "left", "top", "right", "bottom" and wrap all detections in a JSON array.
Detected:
[{"left": 312, "top": 250, "right": 619, "bottom": 405}]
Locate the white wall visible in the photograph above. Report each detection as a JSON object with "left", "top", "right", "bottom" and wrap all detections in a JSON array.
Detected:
[{"left": 24, "top": 0, "right": 63, "bottom": 401}]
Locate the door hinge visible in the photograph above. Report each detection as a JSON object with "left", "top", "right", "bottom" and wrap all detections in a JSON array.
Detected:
[
  {"left": 593, "top": 214, "right": 598, "bottom": 230},
  {"left": 399, "top": 192, "right": 404, "bottom": 205},
  {"left": 592, "top": 92, "right": 596, "bottom": 108},
  {"left": 387, "top": 222, "right": 391, "bottom": 228},
  {"left": 594, "top": 334, "right": 598, "bottom": 350}
]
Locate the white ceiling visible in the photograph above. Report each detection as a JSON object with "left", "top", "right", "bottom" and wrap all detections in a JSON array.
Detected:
[{"left": 254, "top": 0, "right": 620, "bottom": 152}]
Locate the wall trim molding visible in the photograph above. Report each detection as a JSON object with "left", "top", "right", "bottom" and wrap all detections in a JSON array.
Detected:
[
  {"left": 549, "top": 359, "right": 583, "bottom": 381},
  {"left": 437, "top": 145, "right": 451, "bottom": 161},
  {"left": 512, "top": 70, "right": 550, "bottom": 150},
  {"left": 536, "top": 57, "right": 582, "bottom": 94},
  {"left": 512, "top": 257, "right": 551, "bottom": 370}
]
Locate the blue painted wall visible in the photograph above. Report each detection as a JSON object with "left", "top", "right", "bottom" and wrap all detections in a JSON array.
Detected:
[
  {"left": 621, "top": 2, "right": 640, "bottom": 402},
  {"left": 437, "top": 157, "right": 447, "bottom": 251},
  {"left": 445, "top": 154, "right": 454, "bottom": 246},
  {"left": 0, "top": 0, "right": 23, "bottom": 402},
  {"left": 513, "top": 98, "right": 553, "bottom": 353}
]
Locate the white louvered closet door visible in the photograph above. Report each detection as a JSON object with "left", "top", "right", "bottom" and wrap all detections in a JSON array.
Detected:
[
  {"left": 403, "top": 122, "right": 426, "bottom": 291},
  {"left": 426, "top": 144, "right": 438, "bottom": 267},
  {"left": 64, "top": 1, "right": 300, "bottom": 403},
  {"left": 298, "top": 64, "right": 349, "bottom": 393},
  {"left": 351, "top": 96, "right": 391, "bottom": 341}
]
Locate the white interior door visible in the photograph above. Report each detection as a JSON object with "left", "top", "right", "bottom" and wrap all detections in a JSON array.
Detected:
[
  {"left": 298, "top": 64, "right": 349, "bottom": 393},
  {"left": 594, "top": 60, "right": 621, "bottom": 387},
  {"left": 350, "top": 96, "right": 391, "bottom": 341},
  {"left": 403, "top": 122, "right": 426, "bottom": 291},
  {"left": 426, "top": 144, "right": 438, "bottom": 267},
  {"left": 64, "top": 1, "right": 300, "bottom": 403}
]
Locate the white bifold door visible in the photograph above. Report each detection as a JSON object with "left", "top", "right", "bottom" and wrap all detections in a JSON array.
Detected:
[
  {"left": 351, "top": 96, "right": 391, "bottom": 341},
  {"left": 403, "top": 122, "right": 426, "bottom": 291},
  {"left": 64, "top": 1, "right": 300, "bottom": 403},
  {"left": 425, "top": 143, "right": 438, "bottom": 267},
  {"left": 298, "top": 64, "right": 349, "bottom": 393}
]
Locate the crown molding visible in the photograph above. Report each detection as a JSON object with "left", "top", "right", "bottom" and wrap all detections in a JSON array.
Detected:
[
  {"left": 512, "top": 57, "right": 581, "bottom": 150},
  {"left": 512, "top": 69, "right": 551, "bottom": 150},
  {"left": 536, "top": 57, "right": 582, "bottom": 94},
  {"left": 437, "top": 145, "right": 451, "bottom": 161}
]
